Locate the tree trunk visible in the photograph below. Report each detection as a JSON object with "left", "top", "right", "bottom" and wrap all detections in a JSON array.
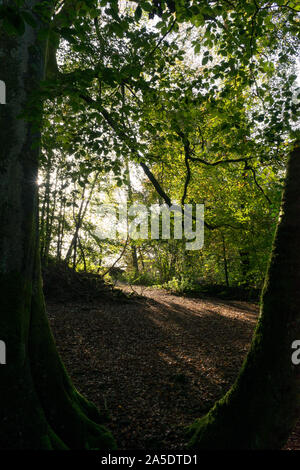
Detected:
[
  {"left": 221, "top": 233, "right": 229, "bottom": 288},
  {"left": 239, "top": 249, "right": 250, "bottom": 284},
  {"left": 0, "top": 5, "right": 115, "bottom": 450},
  {"left": 43, "top": 163, "right": 58, "bottom": 265},
  {"left": 188, "top": 144, "right": 300, "bottom": 449},
  {"left": 56, "top": 180, "right": 66, "bottom": 261},
  {"left": 40, "top": 153, "right": 52, "bottom": 264},
  {"left": 126, "top": 160, "right": 139, "bottom": 277}
]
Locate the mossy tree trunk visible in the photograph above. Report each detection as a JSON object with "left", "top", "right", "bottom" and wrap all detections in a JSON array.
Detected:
[
  {"left": 0, "top": 2, "right": 116, "bottom": 450},
  {"left": 188, "top": 144, "right": 300, "bottom": 449}
]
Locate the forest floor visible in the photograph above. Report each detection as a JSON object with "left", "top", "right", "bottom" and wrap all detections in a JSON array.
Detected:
[{"left": 47, "top": 284, "right": 300, "bottom": 450}]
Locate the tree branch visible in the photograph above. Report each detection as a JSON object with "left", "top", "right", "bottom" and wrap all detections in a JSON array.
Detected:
[
  {"left": 78, "top": 93, "right": 241, "bottom": 231},
  {"left": 188, "top": 155, "right": 252, "bottom": 166},
  {"left": 249, "top": 166, "right": 272, "bottom": 205}
]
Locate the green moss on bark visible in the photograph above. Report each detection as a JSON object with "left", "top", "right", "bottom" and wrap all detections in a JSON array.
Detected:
[
  {"left": 0, "top": 5, "right": 117, "bottom": 448},
  {"left": 0, "top": 266, "right": 116, "bottom": 449},
  {"left": 187, "top": 144, "right": 300, "bottom": 450}
]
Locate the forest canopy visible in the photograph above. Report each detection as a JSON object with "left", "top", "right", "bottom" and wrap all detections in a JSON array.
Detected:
[{"left": 33, "top": 0, "right": 299, "bottom": 292}]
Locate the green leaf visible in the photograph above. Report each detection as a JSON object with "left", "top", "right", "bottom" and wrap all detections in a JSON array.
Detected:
[
  {"left": 0, "top": 6, "right": 25, "bottom": 35},
  {"left": 194, "top": 43, "right": 201, "bottom": 54},
  {"left": 135, "top": 5, "right": 142, "bottom": 21},
  {"left": 21, "top": 11, "right": 37, "bottom": 28},
  {"left": 141, "top": 2, "right": 153, "bottom": 13}
]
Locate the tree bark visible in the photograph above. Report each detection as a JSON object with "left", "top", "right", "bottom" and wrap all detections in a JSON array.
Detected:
[
  {"left": 188, "top": 143, "right": 300, "bottom": 449},
  {"left": 0, "top": 3, "right": 115, "bottom": 450},
  {"left": 126, "top": 160, "right": 139, "bottom": 277},
  {"left": 221, "top": 233, "right": 229, "bottom": 288}
]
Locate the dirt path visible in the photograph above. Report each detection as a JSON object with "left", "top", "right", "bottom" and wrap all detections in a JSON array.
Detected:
[{"left": 47, "top": 286, "right": 299, "bottom": 449}]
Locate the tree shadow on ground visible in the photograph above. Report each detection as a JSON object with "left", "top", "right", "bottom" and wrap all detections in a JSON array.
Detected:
[{"left": 47, "top": 290, "right": 258, "bottom": 449}]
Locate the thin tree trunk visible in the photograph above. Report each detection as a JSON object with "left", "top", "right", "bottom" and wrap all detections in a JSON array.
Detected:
[
  {"left": 43, "top": 164, "right": 58, "bottom": 264},
  {"left": 40, "top": 155, "right": 52, "bottom": 262},
  {"left": 126, "top": 161, "right": 139, "bottom": 276},
  {"left": 239, "top": 249, "right": 250, "bottom": 283},
  {"left": 65, "top": 173, "right": 99, "bottom": 266},
  {"left": 56, "top": 179, "right": 66, "bottom": 261},
  {"left": 77, "top": 236, "right": 87, "bottom": 272},
  {"left": 221, "top": 233, "right": 229, "bottom": 288},
  {"left": 139, "top": 247, "right": 145, "bottom": 270},
  {"left": 39, "top": 180, "right": 47, "bottom": 259},
  {"left": 65, "top": 187, "right": 86, "bottom": 265}
]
